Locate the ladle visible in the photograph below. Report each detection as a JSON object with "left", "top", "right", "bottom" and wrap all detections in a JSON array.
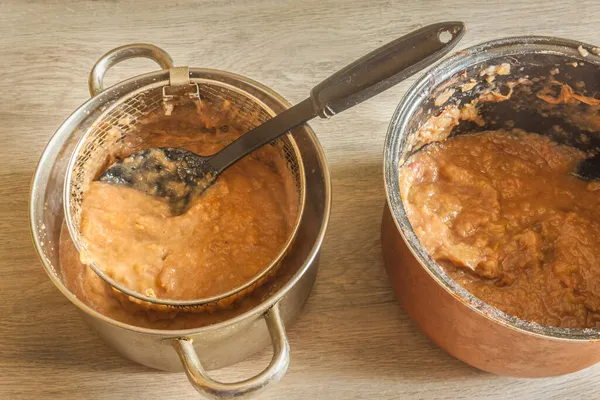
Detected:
[{"left": 100, "top": 22, "right": 466, "bottom": 214}]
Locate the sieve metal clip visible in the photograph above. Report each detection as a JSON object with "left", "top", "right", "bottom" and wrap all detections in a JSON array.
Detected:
[{"left": 162, "top": 66, "right": 200, "bottom": 100}]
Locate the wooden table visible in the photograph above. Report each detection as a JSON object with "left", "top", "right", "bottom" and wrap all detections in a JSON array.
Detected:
[{"left": 2, "top": 0, "right": 600, "bottom": 398}]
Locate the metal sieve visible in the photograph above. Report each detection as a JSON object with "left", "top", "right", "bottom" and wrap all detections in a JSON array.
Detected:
[{"left": 64, "top": 44, "right": 306, "bottom": 311}]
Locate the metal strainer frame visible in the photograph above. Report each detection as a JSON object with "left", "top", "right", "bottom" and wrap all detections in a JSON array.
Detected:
[{"left": 64, "top": 44, "right": 306, "bottom": 310}]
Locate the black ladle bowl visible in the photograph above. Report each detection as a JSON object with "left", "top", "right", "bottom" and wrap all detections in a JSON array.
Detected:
[
  {"left": 99, "top": 22, "right": 466, "bottom": 214},
  {"left": 99, "top": 147, "right": 219, "bottom": 215}
]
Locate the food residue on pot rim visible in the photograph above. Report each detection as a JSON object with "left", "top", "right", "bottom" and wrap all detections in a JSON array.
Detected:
[
  {"left": 578, "top": 45, "right": 590, "bottom": 57},
  {"left": 434, "top": 89, "right": 456, "bottom": 107},
  {"left": 537, "top": 80, "right": 600, "bottom": 107},
  {"left": 460, "top": 79, "right": 477, "bottom": 92},
  {"left": 415, "top": 64, "right": 530, "bottom": 151}
]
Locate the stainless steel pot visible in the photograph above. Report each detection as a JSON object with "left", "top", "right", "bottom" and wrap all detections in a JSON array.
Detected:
[
  {"left": 30, "top": 44, "right": 331, "bottom": 398},
  {"left": 382, "top": 36, "right": 600, "bottom": 377}
]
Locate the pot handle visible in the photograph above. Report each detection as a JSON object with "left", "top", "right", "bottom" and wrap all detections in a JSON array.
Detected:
[
  {"left": 88, "top": 43, "right": 174, "bottom": 97},
  {"left": 172, "top": 303, "right": 290, "bottom": 399}
]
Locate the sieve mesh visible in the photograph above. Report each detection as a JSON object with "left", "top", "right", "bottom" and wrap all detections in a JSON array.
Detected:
[{"left": 64, "top": 79, "right": 305, "bottom": 309}]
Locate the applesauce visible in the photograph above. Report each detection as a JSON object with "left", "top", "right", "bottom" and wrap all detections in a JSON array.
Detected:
[
  {"left": 59, "top": 101, "right": 298, "bottom": 328},
  {"left": 400, "top": 129, "right": 600, "bottom": 328}
]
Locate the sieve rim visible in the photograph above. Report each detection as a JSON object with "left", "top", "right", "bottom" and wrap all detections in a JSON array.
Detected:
[{"left": 64, "top": 77, "right": 307, "bottom": 308}]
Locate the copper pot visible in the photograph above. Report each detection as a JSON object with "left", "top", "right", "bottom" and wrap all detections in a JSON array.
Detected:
[{"left": 382, "top": 36, "right": 600, "bottom": 377}]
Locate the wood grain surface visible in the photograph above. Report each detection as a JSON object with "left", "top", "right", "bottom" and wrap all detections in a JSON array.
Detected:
[{"left": 2, "top": 0, "right": 600, "bottom": 398}]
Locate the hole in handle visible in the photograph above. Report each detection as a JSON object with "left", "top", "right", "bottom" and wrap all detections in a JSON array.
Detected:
[{"left": 438, "top": 29, "right": 454, "bottom": 44}]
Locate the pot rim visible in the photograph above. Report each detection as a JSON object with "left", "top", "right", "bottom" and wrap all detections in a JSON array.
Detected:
[
  {"left": 30, "top": 67, "right": 332, "bottom": 336},
  {"left": 384, "top": 35, "right": 600, "bottom": 341}
]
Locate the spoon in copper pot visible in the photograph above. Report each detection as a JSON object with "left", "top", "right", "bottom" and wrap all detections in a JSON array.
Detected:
[
  {"left": 99, "top": 22, "right": 466, "bottom": 214},
  {"left": 575, "top": 154, "right": 600, "bottom": 181}
]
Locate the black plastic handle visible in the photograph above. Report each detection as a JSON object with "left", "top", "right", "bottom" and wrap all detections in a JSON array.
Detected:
[
  {"left": 310, "top": 22, "right": 466, "bottom": 118},
  {"left": 208, "top": 22, "right": 466, "bottom": 174}
]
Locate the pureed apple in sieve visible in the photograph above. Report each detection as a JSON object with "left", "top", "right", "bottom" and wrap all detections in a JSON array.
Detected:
[{"left": 64, "top": 68, "right": 306, "bottom": 311}]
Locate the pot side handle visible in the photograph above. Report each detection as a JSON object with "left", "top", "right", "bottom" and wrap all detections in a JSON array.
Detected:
[
  {"left": 88, "top": 43, "right": 174, "bottom": 97},
  {"left": 172, "top": 304, "right": 290, "bottom": 399}
]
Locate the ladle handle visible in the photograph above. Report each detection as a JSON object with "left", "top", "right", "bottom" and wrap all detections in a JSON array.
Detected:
[
  {"left": 207, "top": 22, "right": 465, "bottom": 174},
  {"left": 310, "top": 21, "right": 465, "bottom": 117}
]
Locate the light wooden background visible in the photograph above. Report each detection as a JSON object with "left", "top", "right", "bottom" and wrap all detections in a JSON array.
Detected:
[{"left": 2, "top": 0, "right": 600, "bottom": 399}]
